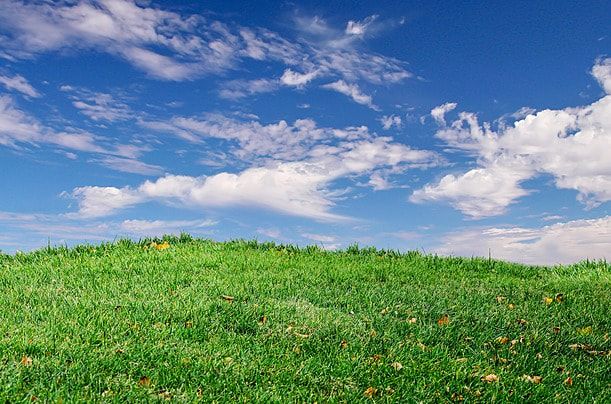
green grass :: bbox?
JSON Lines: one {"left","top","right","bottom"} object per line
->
{"left": 0, "top": 235, "right": 609, "bottom": 402}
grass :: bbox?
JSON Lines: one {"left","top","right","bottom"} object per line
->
{"left": 0, "top": 235, "right": 609, "bottom": 402}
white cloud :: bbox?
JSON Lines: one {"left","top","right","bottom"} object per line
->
{"left": 0, "top": 0, "right": 300, "bottom": 81}
{"left": 368, "top": 172, "right": 392, "bottom": 190}
{"left": 0, "top": 95, "right": 103, "bottom": 153}
{"left": 322, "top": 80, "right": 378, "bottom": 110}
{"left": 0, "top": 210, "right": 217, "bottom": 249}
{"left": 411, "top": 163, "right": 533, "bottom": 218}
{"left": 301, "top": 232, "right": 336, "bottom": 243}
{"left": 257, "top": 228, "right": 282, "bottom": 238}
{"left": 280, "top": 69, "right": 319, "bottom": 88}
{"left": 387, "top": 231, "right": 420, "bottom": 241}
{"left": 412, "top": 59, "right": 611, "bottom": 218}
{"left": 435, "top": 216, "right": 611, "bottom": 265}
{"left": 219, "top": 78, "right": 279, "bottom": 99}
{"left": 592, "top": 57, "right": 611, "bottom": 94}
{"left": 0, "top": 95, "right": 155, "bottom": 173}
{"left": 68, "top": 91, "right": 131, "bottom": 122}
{"left": 0, "top": 1, "right": 411, "bottom": 91}
{"left": 120, "top": 218, "right": 216, "bottom": 235}
{"left": 380, "top": 114, "right": 402, "bottom": 130}
{"left": 91, "top": 156, "right": 164, "bottom": 175}
{"left": 0, "top": 73, "right": 40, "bottom": 97}
{"left": 430, "top": 102, "right": 457, "bottom": 126}
{"left": 300, "top": 232, "right": 340, "bottom": 250}
{"left": 69, "top": 118, "right": 439, "bottom": 220}
{"left": 345, "top": 15, "right": 379, "bottom": 36}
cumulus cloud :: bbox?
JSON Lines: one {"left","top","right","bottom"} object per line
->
{"left": 430, "top": 102, "right": 457, "bottom": 126}
{"left": 591, "top": 57, "right": 611, "bottom": 94}
{"left": 322, "top": 80, "right": 378, "bottom": 110}
{"left": 411, "top": 59, "right": 611, "bottom": 218}
{"left": 435, "top": 216, "right": 611, "bottom": 265}
{"left": 0, "top": 73, "right": 40, "bottom": 97}
{"left": 69, "top": 117, "right": 439, "bottom": 220}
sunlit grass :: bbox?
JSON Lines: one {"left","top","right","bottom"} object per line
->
{"left": 0, "top": 235, "right": 609, "bottom": 401}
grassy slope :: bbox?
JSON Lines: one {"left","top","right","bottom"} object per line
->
{"left": 0, "top": 236, "right": 609, "bottom": 402}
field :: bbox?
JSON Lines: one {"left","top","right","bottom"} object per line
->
{"left": 0, "top": 236, "right": 609, "bottom": 402}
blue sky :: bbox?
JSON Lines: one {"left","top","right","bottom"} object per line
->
{"left": 0, "top": 0, "right": 609, "bottom": 264}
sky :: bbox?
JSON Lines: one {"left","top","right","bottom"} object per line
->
{"left": 0, "top": 0, "right": 610, "bottom": 265}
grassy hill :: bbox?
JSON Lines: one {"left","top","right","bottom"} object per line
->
{"left": 0, "top": 236, "right": 609, "bottom": 402}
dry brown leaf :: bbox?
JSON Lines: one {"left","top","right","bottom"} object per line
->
{"left": 569, "top": 343, "right": 593, "bottom": 351}
{"left": 363, "top": 387, "right": 378, "bottom": 398}
{"left": 495, "top": 336, "right": 509, "bottom": 344}
{"left": 380, "top": 307, "right": 390, "bottom": 315}
{"left": 481, "top": 374, "right": 499, "bottom": 383}
{"left": 20, "top": 356, "right": 32, "bottom": 366}
{"left": 507, "top": 303, "right": 515, "bottom": 309}
{"left": 138, "top": 376, "right": 151, "bottom": 387}
{"left": 221, "top": 295, "right": 235, "bottom": 303}
{"left": 451, "top": 392, "right": 464, "bottom": 401}
{"left": 496, "top": 296, "right": 506, "bottom": 303}
{"left": 340, "top": 339, "right": 348, "bottom": 349}
{"left": 564, "top": 376, "right": 573, "bottom": 386}
{"left": 258, "top": 316, "right": 267, "bottom": 325}
{"left": 437, "top": 314, "right": 450, "bottom": 326}
{"left": 522, "top": 374, "right": 542, "bottom": 384}
{"left": 407, "top": 317, "right": 417, "bottom": 324}
{"left": 158, "top": 390, "right": 172, "bottom": 400}
{"left": 553, "top": 326, "right": 560, "bottom": 334}
{"left": 185, "top": 321, "right": 193, "bottom": 329}
{"left": 151, "top": 241, "right": 170, "bottom": 251}
{"left": 390, "top": 361, "right": 403, "bottom": 371}
{"left": 555, "top": 293, "right": 565, "bottom": 303}
{"left": 516, "top": 318, "right": 528, "bottom": 326}
{"left": 371, "top": 354, "right": 382, "bottom": 362}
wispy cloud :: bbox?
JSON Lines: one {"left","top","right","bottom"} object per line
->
{"left": 322, "top": 80, "right": 378, "bottom": 110}
{"left": 61, "top": 87, "right": 132, "bottom": 122}
{"left": 219, "top": 78, "right": 279, "bottom": 99}
{"left": 0, "top": 73, "right": 40, "bottom": 97}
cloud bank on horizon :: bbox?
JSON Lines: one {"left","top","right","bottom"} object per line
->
{"left": 0, "top": 0, "right": 609, "bottom": 265}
